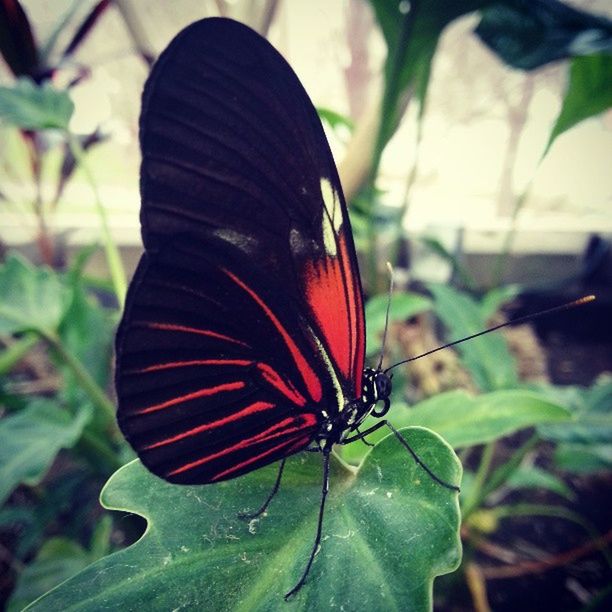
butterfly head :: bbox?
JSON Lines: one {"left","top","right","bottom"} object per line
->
{"left": 362, "top": 367, "right": 393, "bottom": 419}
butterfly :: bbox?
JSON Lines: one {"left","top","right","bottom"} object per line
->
{"left": 115, "top": 16, "right": 457, "bottom": 599}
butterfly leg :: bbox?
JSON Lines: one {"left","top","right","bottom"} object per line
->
{"left": 341, "top": 421, "right": 459, "bottom": 492}
{"left": 384, "top": 421, "right": 460, "bottom": 491}
{"left": 238, "top": 458, "right": 286, "bottom": 520}
{"left": 284, "top": 449, "right": 330, "bottom": 600}
{"left": 355, "top": 426, "right": 375, "bottom": 447}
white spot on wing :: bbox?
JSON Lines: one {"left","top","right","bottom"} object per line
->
{"left": 320, "top": 178, "right": 343, "bottom": 257}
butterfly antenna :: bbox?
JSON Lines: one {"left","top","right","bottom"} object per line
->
{"left": 384, "top": 294, "right": 596, "bottom": 374}
{"left": 377, "top": 262, "right": 395, "bottom": 370}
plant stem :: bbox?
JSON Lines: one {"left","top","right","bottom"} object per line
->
{"left": 0, "top": 332, "right": 39, "bottom": 375}
{"left": 43, "top": 330, "right": 116, "bottom": 426}
{"left": 364, "top": 7, "right": 418, "bottom": 293}
{"left": 481, "top": 433, "right": 539, "bottom": 499}
{"left": 67, "top": 133, "right": 127, "bottom": 308}
{"left": 490, "top": 503, "right": 611, "bottom": 564}
{"left": 490, "top": 175, "right": 534, "bottom": 287}
{"left": 462, "top": 441, "right": 496, "bottom": 518}
{"left": 79, "top": 428, "right": 123, "bottom": 473}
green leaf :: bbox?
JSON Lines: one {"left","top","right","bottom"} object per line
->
{"left": 28, "top": 428, "right": 461, "bottom": 610}
{"left": 554, "top": 443, "right": 612, "bottom": 473}
{"left": 365, "top": 291, "right": 432, "bottom": 357}
{"left": 506, "top": 465, "right": 575, "bottom": 500}
{"left": 405, "top": 390, "right": 570, "bottom": 448}
{"left": 418, "top": 235, "right": 476, "bottom": 289}
{"left": 367, "top": 0, "right": 490, "bottom": 170}
{"left": 316, "top": 106, "right": 354, "bottom": 133}
{"left": 0, "top": 399, "right": 91, "bottom": 505}
{"left": 57, "top": 283, "right": 115, "bottom": 401}
{"left": 545, "top": 53, "right": 612, "bottom": 156}
{"left": 0, "top": 77, "right": 73, "bottom": 130}
{"left": 0, "top": 253, "right": 72, "bottom": 336}
{"left": 7, "top": 538, "right": 91, "bottom": 612}
{"left": 343, "top": 390, "right": 570, "bottom": 463}
{"left": 537, "top": 377, "right": 612, "bottom": 445}
{"left": 475, "top": 0, "right": 612, "bottom": 71}
{"left": 428, "top": 284, "right": 518, "bottom": 391}
{"left": 479, "top": 284, "right": 521, "bottom": 321}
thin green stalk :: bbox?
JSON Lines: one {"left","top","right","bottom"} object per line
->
{"left": 0, "top": 332, "right": 39, "bottom": 375}
{"left": 481, "top": 434, "right": 539, "bottom": 499}
{"left": 66, "top": 133, "right": 127, "bottom": 308}
{"left": 364, "top": 6, "right": 419, "bottom": 293}
{"left": 387, "top": 124, "right": 422, "bottom": 269}
{"left": 489, "top": 156, "right": 543, "bottom": 287}
{"left": 462, "top": 441, "right": 496, "bottom": 518}
{"left": 43, "top": 330, "right": 116, "bottom": 426}
{"left": 79, "top": 429, "right": 123, "bottom": 473}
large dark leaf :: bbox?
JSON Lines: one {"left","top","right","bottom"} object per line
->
{"left": 0, "top": 0, "right": 39, "bottom": 78}
{"left": 476, "top": 0, "right": 612, "bottom": 70}
{"left": 27, "top": 428, "right": 461, "bottom": 610}
{"left": 369, "top": 0, "right": 491, "bottom": 156}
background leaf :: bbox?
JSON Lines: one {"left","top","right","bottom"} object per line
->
{"left": 342, "top": 390, "right": 570, "bottom": 464}
{"left": 0, "top": 399, "right": 91, "bottom": 505}
{"left": 0, "top": 77, "right": 73, "bottom": 130}
{"left": 506, "top": 465, "right": 575, "bottom": 500}
{"left": 365, "top": 291, "right": 432, "bottom": 357}
{"left": 7, "top": 538, "right": 92, "bottom": 612}
{"left": 428, "top": 284, "right": 518, "bottom": 391}
{"left": 0, "top": 253, "right": 71, "bottom": 336}
{"left": 369, "top": 0, "right": 490, "bottom": 152}
{"left": 553, "top": 444, "right": 612, "bottom": 473}
{"left": 28, "top": 428, "right": 461, "bottom": 611}
{"left": 544, "top": 52, "right": 612, "bottom": 155}
{"left": 475, "top": 0, "right": 612, "bottom": 70}
{"left": 537, "top": 377, "right": 612, "bottom": 444}
{"left": 56, "top": 282, "right": 115, "bottom": 417}
{"left": 0, "top": 0, "right": 40, "bottom": 78}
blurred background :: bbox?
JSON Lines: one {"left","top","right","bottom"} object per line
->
{"left": 0, "top": 1, "right": 610, "bottom": 610}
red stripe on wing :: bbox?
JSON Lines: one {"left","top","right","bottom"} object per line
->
{"left": 222, "top": 268, "right": 323, "bottom": 402}
{"left": 167, "top": 413, "right": 318, "bottom": 477}
{"left": 144, "top": 322, "right": 250, "bottom": 347}
{"left": 211, "top": 434, "right": 311, "bottom": 481}
{"left": 143, "top": 400, "right": 275, "bottom": 449}
{"left": 134, "top": 381, "right": 245, "bottom": 415}
{"left": 129, "top": 358, "right": 252, "bottom": 374}
{"left": 257, "top": 362, "right": 306, "bottom": 406}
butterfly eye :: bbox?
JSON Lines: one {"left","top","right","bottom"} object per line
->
{"left": 374, "top": 372, "right": 392, "bottom": 399}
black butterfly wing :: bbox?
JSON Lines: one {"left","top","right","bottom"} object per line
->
{"left": 115, "top": 17, "right": 365, "bottom": 485}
